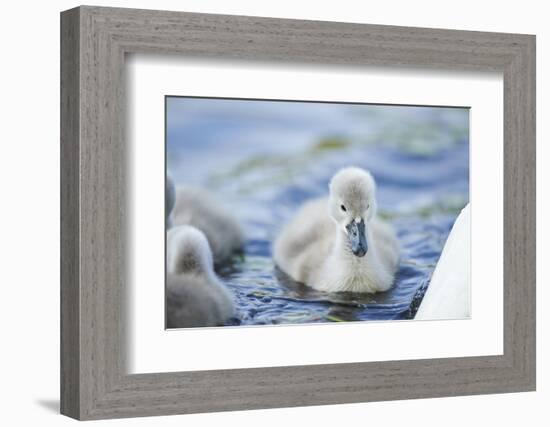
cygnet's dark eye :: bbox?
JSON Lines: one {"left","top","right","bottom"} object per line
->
{"left": 340, "top": 205, "right": 347, "bottom": 212}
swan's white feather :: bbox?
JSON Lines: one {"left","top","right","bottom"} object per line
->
{"left": 415, "top": 203, "right": 471, "bottom": 320}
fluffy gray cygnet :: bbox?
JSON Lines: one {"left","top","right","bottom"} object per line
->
{"left": 166, "top": 225, "right": 235, "bottom": 328}
{"left": 274, "top": 167, "right": 399, "bottom": 293}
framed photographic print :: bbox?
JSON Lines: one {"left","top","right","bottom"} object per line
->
{"left": 61, "top": 5, "right": 536, "bottom": 420}
{"left": 163, "top": 96, "right": 469, "bottom": 329}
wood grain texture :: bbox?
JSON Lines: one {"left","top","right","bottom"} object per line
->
{"left": 60, "top": 5, "right": 536, "bottom": 420}
{"left": 60, "top": 7, "right": 80, "bottom": 419}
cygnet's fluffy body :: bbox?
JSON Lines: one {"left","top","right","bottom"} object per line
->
{"left": 166, "top": 225, "right": 235, "bottom": 328}
{"left": 171, "top": 185, "right": 244, "bottom": 266}
{"left": 166, "top": 173, "right": 176, "bottom": 229}
{"left": 274, "top": 167, "right": 399, "bottom": 293}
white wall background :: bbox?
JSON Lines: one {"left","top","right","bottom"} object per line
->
{"left": 0, "top": 0, "right": 546, "bottom": 425}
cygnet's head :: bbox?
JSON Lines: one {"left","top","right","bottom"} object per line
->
{"left": 328, "top": 167, "right": 377, "bottom": 257}
{"left": 167, "top": 225, "right": 214, "bottom": 276}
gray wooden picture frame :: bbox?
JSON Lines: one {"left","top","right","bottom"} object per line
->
{"left": 60, "top": 5, "right": 536, "bottom": 420}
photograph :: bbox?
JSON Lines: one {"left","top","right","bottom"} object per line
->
{"left": 165, "top": 96, "right": 470, "bottom": 329}
{"left": 53, "top": 3, "right": 537, "bottom": 421}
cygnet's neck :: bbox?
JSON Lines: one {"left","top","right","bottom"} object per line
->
{"left": 325, "top": 227, "right": 388, "bottom": 295}
{"left": 333, "top": 227, "right": 377, "bottom": 271}
{"left": 168, "top": 243, "right": 215, "bottom": 279}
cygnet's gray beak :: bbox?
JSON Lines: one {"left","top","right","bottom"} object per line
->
{"left": 346, "top": 218, "right": 368, "bottom": 257}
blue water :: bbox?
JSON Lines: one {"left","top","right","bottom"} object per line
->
{"left": 167, "top": 97, "right": 469, "bottom": 325}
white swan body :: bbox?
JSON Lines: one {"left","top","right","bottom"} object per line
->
{"left": 415, "top": 203, "right": 471, "bottom": 320}
{"left": 274, "top": 167, "right": 399, "bottom": 293}
{"left": 171, "top": 185, "right": 245, "bottom": 266}
{"left": 166, "top": 225, "right": 235, "bottom": 328}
